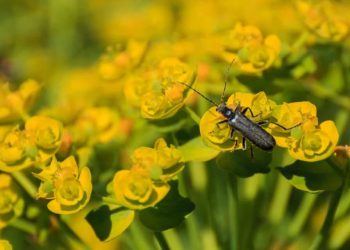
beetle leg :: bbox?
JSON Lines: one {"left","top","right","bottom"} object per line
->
{"left": 258, "top": 120, "right": 269, "bottom": 126}
{"left": 249, "top": 144, "right": 254, "bottom": 160}
{"left": 242, "top": 137, "right": 246, "bottom": 151}
{"left": 269, "top": 121, "right": 301, "bottom": 130}
{"left": 230, "top": 127, "right": 235, "bottom": 139}
{"left": 258, "top": 120, "right": 301, "bottom": 130}
{"left": 241, "top": 107, "right": 262, "bottom": 118}
{"left": 216, "top": 119, "right": 229, "bottom": 128}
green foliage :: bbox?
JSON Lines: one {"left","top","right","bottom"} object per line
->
{"left": 178, "top": 136, "right": 220, "bottom": 162}
{"left": 1, "top": 0, "right": 350, "bottom": 249}
{"left": 279, "top": 160, "right": 343, "bottom": 192}
{"left": 216, "top": 149, "right": 271, "bottom": 177}
{"left": 86, "top": 205, "right": 134, "bottom": 241}
{"left": 139, "top": 181, "right": 195, "bottom": 231}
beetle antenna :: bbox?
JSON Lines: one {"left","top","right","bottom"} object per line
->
{"left": 176, "top": 81, "right": 219, "bottom": 107}
{"left": 221, "top": 57, "right": 237, "bottom": 103}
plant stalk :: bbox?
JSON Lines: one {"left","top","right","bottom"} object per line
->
{"left": 309, "top": 183, "right": 344, "bottom": 250}
{"left": 155, "top": 231, "right": 170, "bottom": 250}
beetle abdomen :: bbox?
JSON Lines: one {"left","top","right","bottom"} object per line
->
{"left": 228, "top": 112, "right": 276, "bottom": 151}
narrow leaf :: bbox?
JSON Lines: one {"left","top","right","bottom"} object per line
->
{"left": 179, "top": 137, "right": 220, "bottom": 162}
{"left": 139, "top": 181, "right": 195, "bottom": 231}
{"left": 86, "top": 205, "right": 134, "bottom": 241}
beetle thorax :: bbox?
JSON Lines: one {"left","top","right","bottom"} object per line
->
{"left": 216, "top": 103, "right": 234, "bottom": 118}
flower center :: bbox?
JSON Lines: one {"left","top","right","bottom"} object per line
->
{"left": 58, "top": 179, "right": 81, "bottom": 201}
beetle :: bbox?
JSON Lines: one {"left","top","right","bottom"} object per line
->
{"left": 177, "top": 62, "right": 300, "bottom": 155}
{"left": 215, "top": 102, "right": 275, "bottom": 151}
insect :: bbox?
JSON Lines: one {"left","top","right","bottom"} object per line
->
{"left": 177, "top": 61, "right": 300, "bottom": 156}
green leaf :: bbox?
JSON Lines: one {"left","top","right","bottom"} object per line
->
{"left": 178, "top": 136, "right": 220, "bottom": 162}
{"left": 86, "top": 205, "right": 134, "bottom": 241}
{"left": 216, "top": 149, "right": 271, "bottom": 178}
{"left": 291, "top": 55, "right": 317, "bottom": 79}
{"left": 269, "top": 147, "right": 296, "bottom": 168}
{"left": 322, "top": 62, "right": 343, "bottom": 92}
{"left": 279, "top": 160, "right": 343, "bottom": 192}
{"left": 139, "top": 181, "right": 195, "bottom": 231}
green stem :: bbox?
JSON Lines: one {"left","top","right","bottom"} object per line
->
{"left": 288, "top": 193, "right": 317, "bottom": 238}
{"left": 59, "top": 216, "right": 87, "bottom": 249}
{"left": 240, "top": 175, "right": 263, "bottom": 250}
{"left": 11, "top": 171, "right": 37, "bottom": 199}
{"left": 184, "top": 106, "right": 201, "bottom": 124}
{"left": 154, "top": 231, "right": 170, "bottom": 250}
{"left": 129, "top": 222, "right": 153, "bottom": 250}
{"left": 101, "top": 196, "right": 119, "bottom": 205}
{"left": 10, "top": 218, "right": 36, "bottom": 234}
{"left": 20, "top": 112, "right": 30, "bottom": 122}
{"left": 268, "top": 175, "right": 292, "bottom": 224}
{"left": 170, "top": 132, "right": 179, "bottom": 147}
{"left": 228, "top": 175, "right": 239, "bottom": 250}
{"left": 290, "top": 31, "right": 309, "bottom": 52}
{"left": 309, "top": 184, "right": 344, "bottom": 250}
{"left": 186, "top": 215, "right": 202, "bottom": 250}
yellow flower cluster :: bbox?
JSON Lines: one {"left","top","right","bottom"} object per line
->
{"left": 296, "top": 0, "right": 348, "bottom": 42}
{"left": 2, "top": 0, "right": 348, "bottom": 246}
{"left": 270, "top": 102, "right": 338, "bottom": 162}
{"left": 34, "top": 156, "right": 92, "bottom": 214}
{"left": 0, "top": 174, "right": 24, "bottom": 229}
{"left": 0, "top": 80, "right": 40, "bottom": 123}
{"left": 70, "top": 107, "right": 127, "bottom": 146}
{"left": 113, "top": 138, "right": 184, "bottom": 210}
{"left": 98, "top": 40, "right": 148, "bottom": 81}
{"left": 123, "top": 57, "right": 196, "bottom": 119}
{"left": 219, "top": 23, "right": 281, "bottom": 75}
{"left": 0, "top": 116, "right": 63, "bottom": 172}
{"left": 0, "top": 240, "right": 12, "bottom": 250}
{"left": 200, "top": 92, "right": 338, "bottom": 162}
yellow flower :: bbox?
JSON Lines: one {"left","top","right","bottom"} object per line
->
{"left": 0, "top": 80, "right": 40, "bottom": 123}
{"left": 123, "top": 76, "right": 153, "bottom": 107}
{"left": 25, "top": 116, "right": 62, "bottom": 152}
{"left": 200, "top": 92, "right": 273, "bottom": 152}
{"left": 0, "top": 240, "right": 12, "bottom": 250}
{"left": 34, "top": 156, "right": 92, "bottom": 214}
{"left": 158, "top": 58, "right": 194, "bottom": 86}
{"left": 0, "top": 174, "right": 24, "bottom": 229}
{"left": 140, "top": 91, "right": 168, "bottom": 119}
{"left": 221, "top": 23, "right": 281, "bottom": 75}
{"left": 73, "top": 107, "right": 124, "bottom": 145}
{"left": 0, "top": 116, "right": 62, "bottom": 172}
{"left": 237, "top": 35, "right": 281, "bottom": 74}
{"left": 132, "top": 147, "right": 157, "bottom": 168}
{"left": 34, "top": 157, "right": 60, "bottom": 199}
{"left": 18, "top": 79, "right": 41, "bottom": 109}
{"left": 154, "top": 138, "right": 184, "bottom": 180}
{"left": 164, "top": 83, "right": 186, "bottom": 104}
{"left": 131, "top": 138, "right": 184, "bottom": 181}
{"left": 270, "top": 102, "right": 316, "bottom": 147}
{"left": 113, "top": 169, "right": 169, "bottom": 210}
{"left": 223, "top": 23, "right": 263, "bottom": 51}
{"left": 288, "top": 120, "right": 338, "bottom": 162}
{"left": 155, "top": 138, "right": 182, "bottom": 168}
{"left": 0, "top": 129, "right": 33, "bottom": 172}
{"left": 95, "top": 4, "right": 172, "bottom": 42}
{"left": 296, "top": 0, "right": 348, "bottom": 42}
{"left": 0, "top": 125, "right": 12, "bottom": 142}
{"left": 98, "top": 40, "right": 148, "bottom": 80}
{"left": 227, "top": 92, "right": 272, "bottom": 119}
{"left": 200, "top": 106, "right": 236, "bottom": 151}
{"left": 0, "top": 130, "right": 26, "bottom": 165}
{"left": 140, "top": 58, "right": 196, "bottom": 120}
